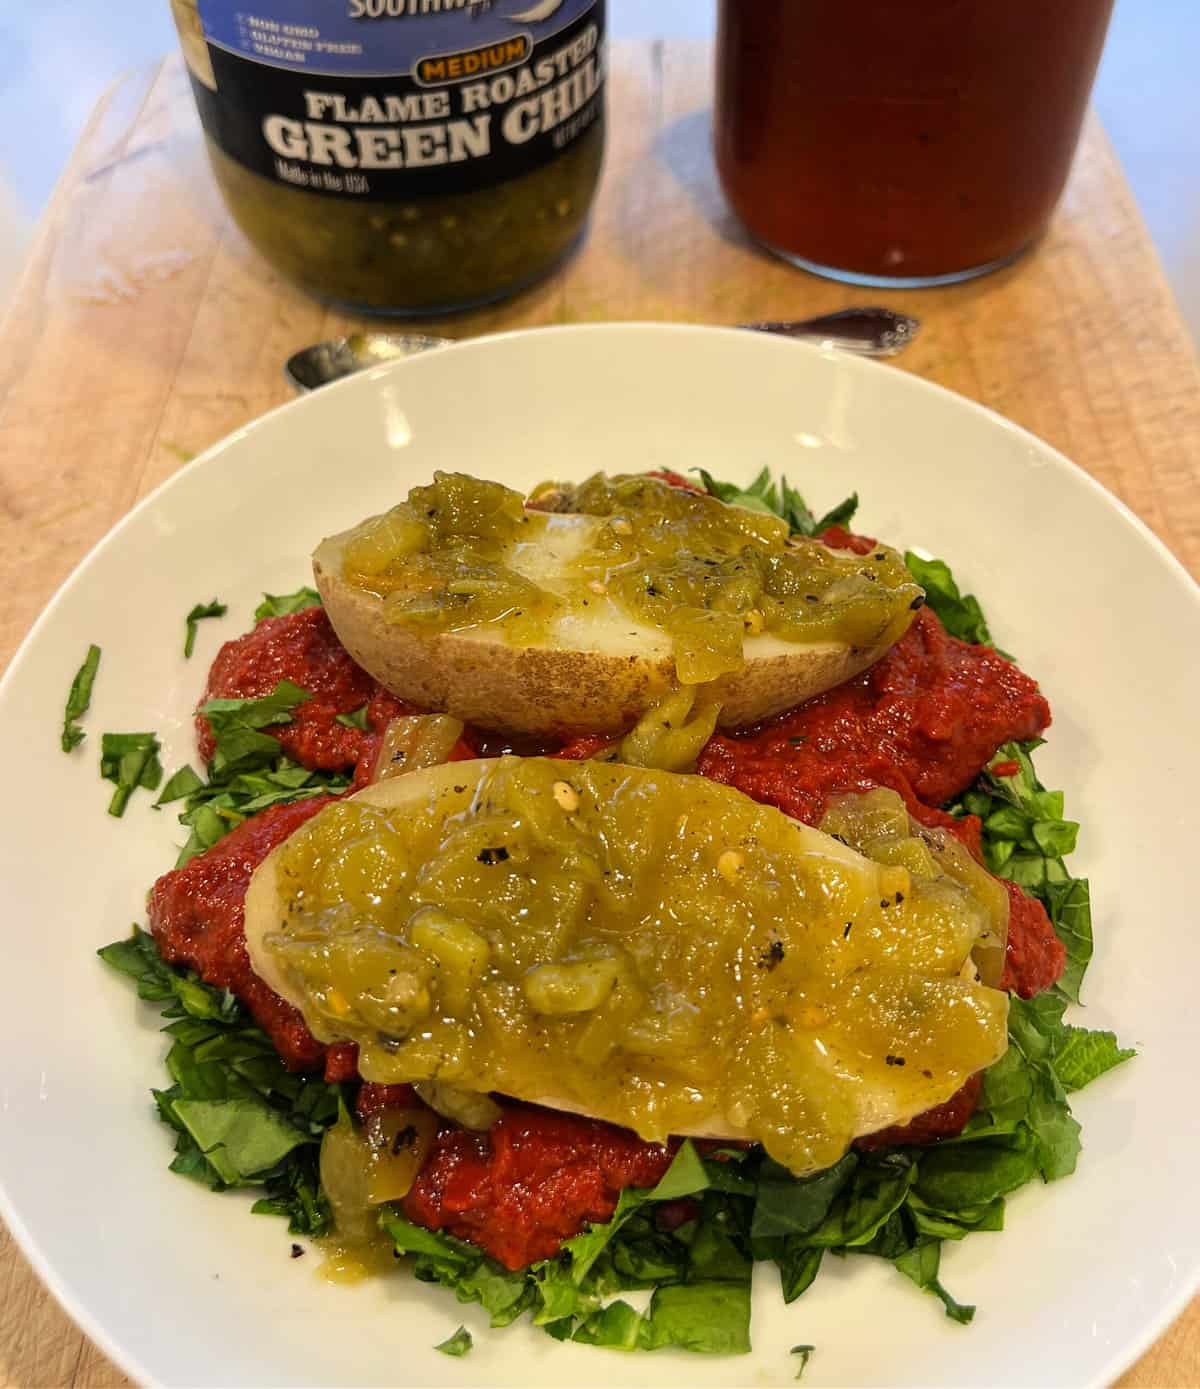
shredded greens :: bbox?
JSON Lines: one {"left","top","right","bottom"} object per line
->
{"left": 100, "top": 732, "right": 163, "bottom": 817}
{"left": 434, "top": 1327, "right": 474, "bottom": 1357}
{"left": 695, "top": 466, "right": 858, "bottom": 537}
{"left": 157, "top": 680, "right": 350, "bottom": 867}
{"left": 98, "top": 926, "right": 338, "bottom": 1233}
{"left": 184, "top": 600, "right": 228, "bottom": 658}
{"left": 61, "top": 644, "right": 101, "bottom": 752}
{"left": 95, "top": 473, "right": 1133, "bottom": 1363}
{"left": 902, "top": 553, "right": 994, "bottom": 647}
{"left": 791, "top": 1344, "right": 815, "bottom": 1380}
{"left": 255, "top": 587, "right": 322, "bottom": 622}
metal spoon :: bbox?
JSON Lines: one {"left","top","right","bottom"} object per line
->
{"left": 284, "top": 307, "right": 920, "bottom": 392}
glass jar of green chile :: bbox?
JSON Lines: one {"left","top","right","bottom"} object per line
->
{"left": 169, "top": 0, "right": 606, "bottom": 315}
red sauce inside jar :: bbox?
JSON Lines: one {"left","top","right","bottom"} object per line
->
{"left": 714, "top": 0, "right": 1115, "bottom": 283}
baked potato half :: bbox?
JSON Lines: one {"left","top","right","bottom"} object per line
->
{"left": 313, "top": 468, "right": 924, "bottom": 736}
{"left": 315, "top": 524, "right": 902, "bottom": 735}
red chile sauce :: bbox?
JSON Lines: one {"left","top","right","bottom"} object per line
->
{"left": 714, "top": 1, "right": 1115, "bottom": 283}
{"left": 401, "top": 1102, "right": 674, "bottom": 1270}
{"left": 149, "top": 796, "right": 335, "bottom": 1072}
{"left": 149, "top": 534, "right": 1067, "bottom": 1267}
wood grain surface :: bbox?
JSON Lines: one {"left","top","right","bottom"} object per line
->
{"left": 1, "top": 40, "right": 1198, "bottom": 1389}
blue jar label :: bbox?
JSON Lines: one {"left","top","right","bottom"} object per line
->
{"left": 174, "top": 0, "right": 605, "bottom": 199}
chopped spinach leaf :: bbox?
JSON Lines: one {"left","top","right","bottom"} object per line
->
{"left": 751, "top": 1153, "right": 856, "bottom": 1239}
{"left": 638, "top": 1281, "right": 752, "bottom": 1354}
{"left": 434, "top": 1327, "right": 473, "bottom": 1357}
{"left": 647, "top": 1139, "right": 710, "bottom": 1200}
{"left": 100, "top": 731, "right": 163, "bottom": 816}
{"left": 894, "top": 1239, "right": 975, "bottom": 1324}
{"left": 200, "top": 681, "right": 311, "bottom": 776}
{"left": 571, "top": 1298, "right": 645, "bottom": 1348}
{"left": 184, "top": 599, "right": 227, "bottom": 658}
{"left": 953, "top": 742, "right": 1092, "bottom": 1001}
{"left": 903, "top": 552, "right": 994, "bottom": 646}
{"left": 777, "top": 1245, "right": 823, "bottom": 1304}
{"left": 335, "top": 705, "right": 370, "bottom": 731}
{"left": 802, "top": 1151, "right": 916, "bottom": 1248}
{"left": 693, "top": 467, "right": 858, "bottom": 537}
{"left": 255, "top": 587, "right": 322, "bottom": 622}
{"left": 791, "top": 1344, "right": 815, "bottom": 1380}
{"left": 155, "top": 764, "right": 205, "bottom": 806}
{"left": 251, "top": 1156, "right": 331, "bottom": 1235}
{"left": 61, "top": 644, "right": 101, "bottom": 752}
{"left": 168, "top": 760, "right": 347, "bottom": 868}
{"left": 98, "top": 926, "right": 239, "bottom": 1022}
{"left": 1052, "top": 1026, "right": 1136, "bottom": 1093}
{"left": 977, "top": 993, "right": 1132, "bottom": 1181}
{"left": 171, "top": 1098, "right": 312, "bottom": 1184}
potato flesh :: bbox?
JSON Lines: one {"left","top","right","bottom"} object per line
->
{"left": 247, "top": 759, "right": 1008, "bottom": 1175}
{"left": 333, "top": 471, "right": 922, "bottom": 682}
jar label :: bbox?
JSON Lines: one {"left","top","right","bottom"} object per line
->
{"left": 178, "top": 0, "right": 605, "bottom": 199}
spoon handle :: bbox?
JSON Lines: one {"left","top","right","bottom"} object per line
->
{"left": 285, "top": 307, "right": 921, "bottom": 391}
{"left": 741, "top": 307, "right": 920, "bottom": 358}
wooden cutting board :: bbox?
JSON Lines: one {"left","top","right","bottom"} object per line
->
{"left": 0, "top": 39, "right": 1197, "bottom": 1389}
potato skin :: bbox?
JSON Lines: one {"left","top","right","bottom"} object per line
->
{"left": 314, "top": 540, "right": 897, "bottom": 736}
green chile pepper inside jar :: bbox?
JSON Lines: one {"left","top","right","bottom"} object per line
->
{"left": 170, "top": 0, "right": 606, "bottom": 314}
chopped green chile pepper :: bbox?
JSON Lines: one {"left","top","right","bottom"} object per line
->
{"left": 205, "top": 129, "right": 603, "bottom": 314}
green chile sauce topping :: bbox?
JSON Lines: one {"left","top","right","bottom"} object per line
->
{"left": 338, "top": 472, "right": 925, "bottom": 683}
{"left": 260, "top": 758, "right": 1008, "bottom": 1175}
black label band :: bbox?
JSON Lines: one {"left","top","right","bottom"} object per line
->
{"left": 190, "top": 3, "right": 604, "bottom": 201}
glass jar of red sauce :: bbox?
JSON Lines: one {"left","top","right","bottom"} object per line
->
{"left": 714, "top": 1, "right": 1115, "bottom": 286}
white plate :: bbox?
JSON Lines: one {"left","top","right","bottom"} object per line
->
{"left": 1, "top": 324, "right": 1198, "bottom": 1389}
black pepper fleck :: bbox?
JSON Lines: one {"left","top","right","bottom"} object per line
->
{"left": 290, "top": 1244, "right": 304, "bottom": 1259}
{"left": 477, "top": 846, "right": 510, "bottom": 865}
{"left": 757, "top": 940, "right": 786, "bottom": 970}
{"left": 885, "top": 1054, "right": 906, "bottom": 1067}
{"left": 390, "top": 1125, "right": 418, "bottom": 1155}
